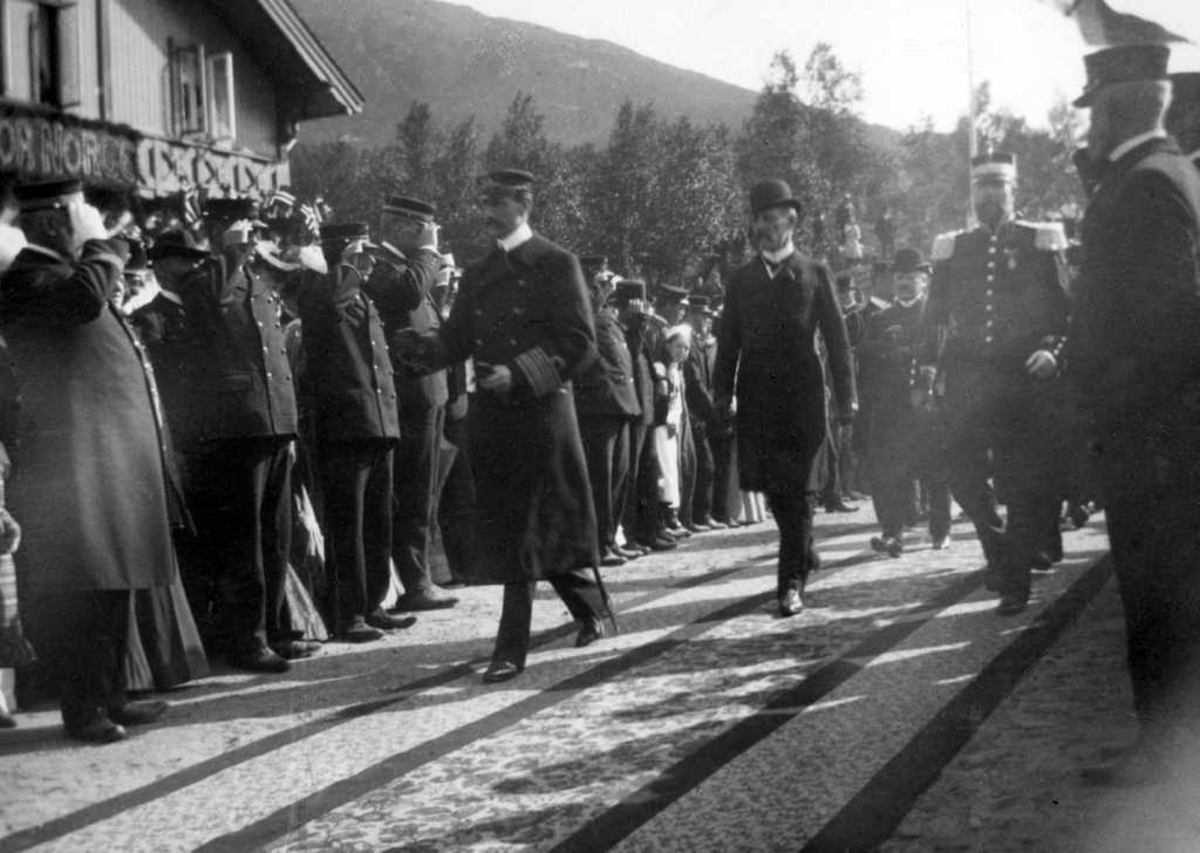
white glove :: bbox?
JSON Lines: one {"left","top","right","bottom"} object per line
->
{"left": 68, "top": 201, "right": 108, "bottom": 244}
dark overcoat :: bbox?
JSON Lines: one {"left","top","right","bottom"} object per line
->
{"left": 574, "top": 312, "right": 640, "bottom": 420}
{"left": 296, "top": 264, "right": 401, "bottom": 443}
{"left": 714, "top": 253, "right": 856, "bottom": 495}
{"left": 1071, "top": 136, "right": 1200, "bottom": 451}
{"left": 409, "top": 233, "right": 599, "bottom": 584}
{"left": 0, "top": 241, "right": 176, "bottom": 593}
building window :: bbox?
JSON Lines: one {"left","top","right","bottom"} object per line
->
{"left": 24, "top": 0, "right": 80, "bottom": 108}
{"left": 169, "top": 43, "right": 237, "bottom": 145}
{"left": 207, "top": 51, "right": 236, "bottom": 143}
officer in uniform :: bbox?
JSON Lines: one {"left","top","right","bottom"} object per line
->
{"left": 297, "top": 222, "right": 414, "bottom": 641}
{"left": 861, "top": 248, "right": 950, "bottom": 557}
{"left": 394, "top": 169, "right": 614, "bottom": 683}
{"left": 180, "top": 197, "right": 301, "bottom": 671}
{"left": 924, "top": 153, "right": 1070, "bottom": 615}
{"left": 365, "top": 196, "right": 458, "bottom": 613}
{"left": 574, "top": 261, "right": 642, "bottom": 566}
{"left": 682, "top": 295, "right": 723, "bottom": 530}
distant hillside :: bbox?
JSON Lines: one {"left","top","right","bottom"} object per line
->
{"left": 292, "top": 0, "right": 902, "bottom": 151}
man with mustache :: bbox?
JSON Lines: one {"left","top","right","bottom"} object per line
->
{"left": 714, "top": 179, "right": 857, "bottom": 617}
{"left": 923, "top": 153, "right": 1070, "bottom": 616}
{"left": 392, "top": 169, "right": 613, "bottom": 682}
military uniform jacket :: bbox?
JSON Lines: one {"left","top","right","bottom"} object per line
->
{"left": 297, "top": 264, "right": 401, "bottom": 444}
{"left": 926, "top": 220, "right": 1070, "bottom": 372}
{"left": 365, "top": 247, "right": 448, "bottom": 411}
{"left": 415, "top": 232, "right": 600, "bottom": 584}
{"left": 181, "top": 246, "right": 298, "bottom": 441}
{"left": 0, "top": 241, "right": 176, "bottom": 593}
{"left": 714, "top": 252, "right": 857, "bottom": 494}
{"left": 574, "top": 311, "right": 640, "bottom": 420}
{"left": 1072, "top": 136, "right": 1200, "bottom": 446}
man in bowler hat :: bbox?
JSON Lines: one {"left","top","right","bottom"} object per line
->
{"left": 714, "top": 179, "right": 857, "bottom": 617}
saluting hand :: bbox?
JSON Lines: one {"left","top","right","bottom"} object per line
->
{"left": 1025, "top": 349, "right": 1057, "bottom": 379}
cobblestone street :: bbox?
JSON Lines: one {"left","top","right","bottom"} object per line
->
{"left": 3, "top": 506, "right": 1195, "bottom": 852}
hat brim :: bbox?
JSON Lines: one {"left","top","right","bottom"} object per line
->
{"left": 750, "top": 199, "right": 803, "bottom": 216}
{"left": 148, "top": 246, "right": 209, "bottom": 262}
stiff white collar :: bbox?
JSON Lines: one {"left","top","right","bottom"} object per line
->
{"left": 760, "top": 240, "right": 795, "bottom": 266}
{"left": 895, "top": 296, "right": 921, "bottom": 308}
{"left": 158, "top": 289, "right": 184, "bottom": 307}
{"left": 1108, "top": 129, "right": 1167, "bottom": 163}
{"left": 497, "top": 222, "right": 533, "bottom": 253}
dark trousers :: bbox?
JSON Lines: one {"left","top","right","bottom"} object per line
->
{"left": 874, "top": 473, "right": 950, "bottom": 541}
{"left": 631, "top": 421, "right": 662, "bottom": 543}
{"left": 709, "top": 430, "right": 734, "bottom": 522}
{"left": 33, "top": 590, "right": 131, "bottom": 729}
{"left": 185, "top": 437, "right": 292, "bottom": 652}
{"left": 766, "top": 490, "right": 815, "bottom": 597}
{"left": 579, "top": 417, "right": 631, "bottom": 551}
{"left": 493, "top": 570, "right": 609, "bottom": 668}
{"left": 678, "top": 414, "right": 698, "bottom": 526}
{"left": 393, "top": 405, "right": 445, "bottom": 596}
{"left": 690, "top": 424, "right": 716, "bottom": 522}
{"left": 1101, "top": 435, "right": 1200, "bottom": 729}
{"left": 439, "top": 409, "right": 476, "bottom": 581}
{"left": 320, "top": 441, "right": 394, "bottom": 629}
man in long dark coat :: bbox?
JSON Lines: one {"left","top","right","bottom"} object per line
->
{"left": 714, "top": 179, "right": 857, "bottom": 617}
{"left": 2, "top": 181, "right": 173, "bottom": 742}
{"left": 395, "top": 169, "right": 613, "bottom": 683}
{"left": 1070, "top": 45, "right": 1200, "bottom": 783}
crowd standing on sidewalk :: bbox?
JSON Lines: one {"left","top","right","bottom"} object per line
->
{"left": 0, "top": 46, "right": 1197, "bottom": 803}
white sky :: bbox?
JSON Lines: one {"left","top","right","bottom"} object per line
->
{"left": 451, "top": 0, "right": 1200, "bottom": 132}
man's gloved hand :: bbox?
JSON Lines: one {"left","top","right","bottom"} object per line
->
{"left": 69, "top": 201, "right": 109, "bottom": 245}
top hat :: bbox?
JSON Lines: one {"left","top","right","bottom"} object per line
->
{"left": 615, "top": 279, "right": 647, "bottom": 303}
{"left": 970, "top": 151, "right": 1017, "bottom": 184}
{"left": 382, "top": 196, "right": 436, "bottom": 222}
{"left": 14, "top": 179, "right": 83, "bottom": 212}
{"left": 748, "top": 179, "right": 802, "bottom": 216}
{"left": 891, "top": 247, "right": 931, "bottom": 275}
{"left": 148, "top": 229, "right": 209, "bottom": 262}
{"left": 1074, "top": 43, "right": 1170, "bottom": 108}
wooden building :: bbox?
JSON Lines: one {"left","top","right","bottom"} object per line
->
{"left": 0, "top": 0, "right": 361, "bottom": 199}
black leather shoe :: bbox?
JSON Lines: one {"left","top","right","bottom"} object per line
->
{"left": 614, "top": 545, "right": 643, "bottom": 560}
{"left": 823, "top": 500, "right": 859, "bottom": 513}
{"left": 686, "top": 521, "right": 712, "bottom": 533}
{"left": 228, "top": 645, "right": 291, "bottom": 673}
{"left": 996, "top": 593, "right": 1028, "bottom": 616}
{"left": 778, "top": 588, "right": 805, "bottom": 617}
{"left": 870, "top": 535, "right": 889, "bottom": 553}
{"left": 886, "top": 536, "right": 904, "bottom": 558}
{"left": 0, "top": 711, "right": 15, "bottom": 728}
{"left": 482, "top": 660, "right": 523, "bottom": 683}
{"left": 271, "top": 638, "right": 322, "bottom": 659}
{"left": 575, "top": 618, "right": 610, "bottom": 648}
{"left": 339, "top": 618, "right": 385, "bottom": 643}
{"left": 1031, "top": 552, "right": 1054, "bottom": 572}
{"left": 366, "top": 609, "right": 417, "bottom": 631}
{"left": 932, "top": 535, "right": 951, "bottom": 550}
{"left": 392, "top": 589, "right": 459, "bottom": 612}
{"left": 646, "top": 535, "right": 678, "bottom": 552}
{"left": 109, "top": 700, "right": 168, "bottom": 727}
{"left": 600, "top": 548, "right": 627, "bottom": 567}
{"left": 700, "top": 516, "right": 727, "bottom": 529}
{"left": 67, "top": 716, "right": 127, "bottom": 744}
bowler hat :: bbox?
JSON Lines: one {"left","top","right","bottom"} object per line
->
{"left": 892, "top": 247, "right": 931, "bottom": 275}
{"left": 148, "top": 229, "right": 209, "bottom": 262}
{"left": 383, "top": 196, "right": 436, "bottom": 222}
{"left": 1074, "top": 43, "right": 1170, "bottom": 108}
{"left": 748, "top": 179, "right": 802, "bottom": 216}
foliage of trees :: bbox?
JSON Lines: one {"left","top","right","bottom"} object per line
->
{"left": 291, "top": 45, "right": 1087, "bottom": 283}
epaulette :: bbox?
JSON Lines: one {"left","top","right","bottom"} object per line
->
{"left": 930, "top": 230, "right": 962, "bottom": 262}
{"left": 1017, "top": 220, "right": 1068, "bottom": 252}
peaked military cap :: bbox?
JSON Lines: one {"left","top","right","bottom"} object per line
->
{"left": 485, "top": 169, "right": 535, "bottom": 189}
{"left": 148, "top": 229, "right": 209, "bottom": 262}
{"left": 1074, "top": 43, "right": 1170, "bottom": 108}
{"left": 971, "top": 151, "right": 1017, "bottom": 184}
{"left": 382, "top": 196, "right": 436, "bottom": 221}
{"left": 656, "top": 282, "right": 690, "bottom": 303}
{"left": 320, "top": 221, "right": 373, "bottom": 248}
{"left": 14, "top": 178, "right": 83, "bottom": 211}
